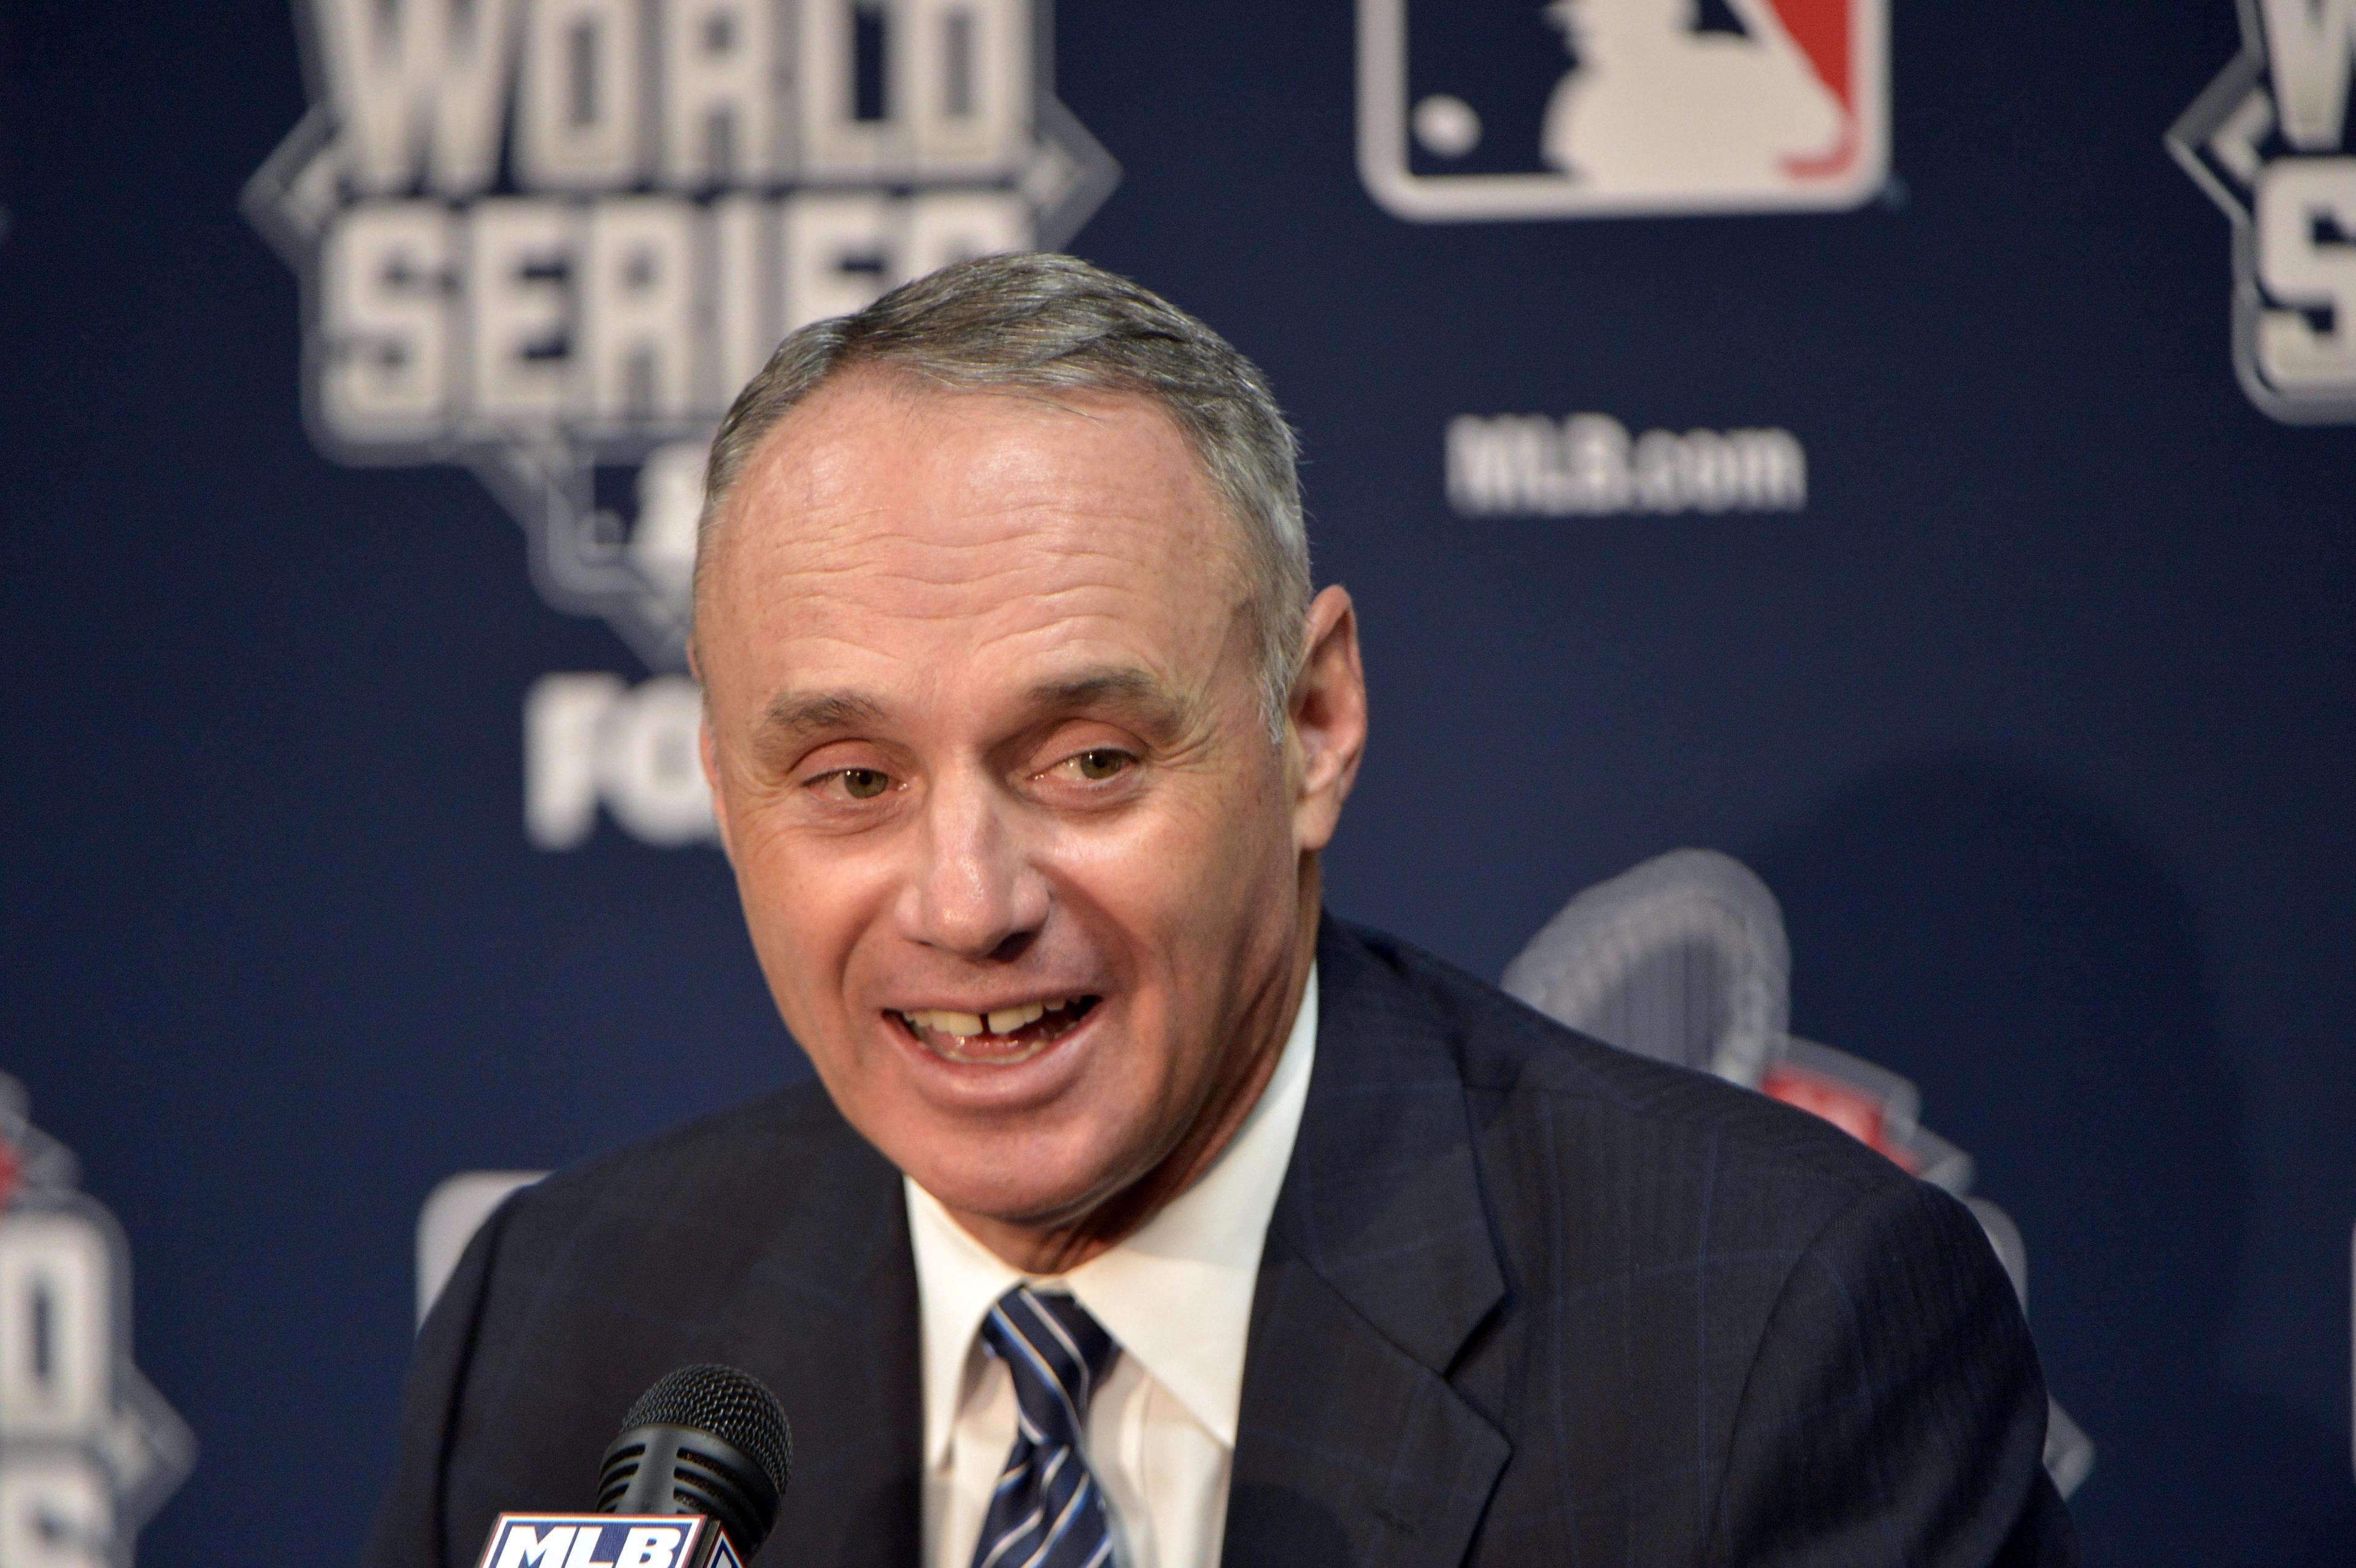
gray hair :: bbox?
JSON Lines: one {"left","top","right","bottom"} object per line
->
{"left": 695, "top": 252, "right": 1312, "bottom": 736}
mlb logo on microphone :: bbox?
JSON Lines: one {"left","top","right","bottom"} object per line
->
{"left": 1358, "top": 0, "right": 1888, "bottom": 218}
{"left": 477, "top": 1515, "right": 741, "bottom": 1568}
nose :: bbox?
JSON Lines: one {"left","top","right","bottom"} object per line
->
{"left": 894, "top": 765, "right": 1049, "bottom": 961}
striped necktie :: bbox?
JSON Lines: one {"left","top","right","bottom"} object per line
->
{"left": 969, "top": 1284, "right": 1121, "bottom": 1568}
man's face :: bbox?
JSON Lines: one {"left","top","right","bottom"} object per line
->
{"left": 695, "top": 374, "right": 1334, "bottom": 1245}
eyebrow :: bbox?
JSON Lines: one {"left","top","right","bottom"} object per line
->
{"left": 756, "top": 689, "right": 889, "bottom": 748}
{"left": 1025, "top": 666, "right": 1197, "bottom": 739}
{"left": 750, "top": 666, "right": 1198, "bottom": 753}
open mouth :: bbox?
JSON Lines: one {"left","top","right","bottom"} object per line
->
{"left": 890, "top": 996, "right": 1101, "bottom": 1064}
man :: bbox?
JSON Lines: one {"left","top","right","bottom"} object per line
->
{"left": 363, "top": 254, "right": 2074, "bottom": 1567}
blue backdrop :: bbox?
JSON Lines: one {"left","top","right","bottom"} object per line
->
{"left": 2, "top": 1, "right": 2350, "bottom": 1562}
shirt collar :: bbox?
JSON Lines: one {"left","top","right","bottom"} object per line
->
{"left": 905, "top": 963, "right": 1319, "bottom": 1466}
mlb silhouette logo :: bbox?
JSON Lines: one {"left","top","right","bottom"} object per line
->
{"left": 1358, "top": 0, "right": 1888, "bottom": 218}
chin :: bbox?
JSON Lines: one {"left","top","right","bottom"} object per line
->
{"left": 899, "top": 1130, "right": 1130, "bottom": 1232}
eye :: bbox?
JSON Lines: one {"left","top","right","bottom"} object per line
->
{"left": 826, "top": 767, "right": 891, "bottom": 800}
{"left": 1061, "top": 748, "right": 1133, "bottom": 782}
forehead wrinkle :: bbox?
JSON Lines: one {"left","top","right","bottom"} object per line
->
{"left": 730, "top": 378, "right": 1234, "bottom": 556}
{"left": 787, "top": 388, "right": 1147, "bottom": 516}
{"left": 749, "top": 529, "right": 1249, "bottom": 694}
{"left": 704, "top": 427, "right": 1256, "bottom": 680}
{"left": 766, "top": 523, "right": 1226, "bottom": 620}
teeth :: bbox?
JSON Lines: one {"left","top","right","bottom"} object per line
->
{"left": 903, "top": 997, "right": 1093, "bottom": 1045}
{"left": 987, "top": 1001, "right": 1047, "bottom": 1034}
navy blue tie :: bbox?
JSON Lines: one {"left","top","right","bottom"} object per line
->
{"left": 969, "top": 1285, "right": 1121, "bottom": 1568}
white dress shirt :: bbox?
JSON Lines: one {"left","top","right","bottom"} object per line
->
{"left": 904, "top": 967, "right": 1318, "bottom": 1568}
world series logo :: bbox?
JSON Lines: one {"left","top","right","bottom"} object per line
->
{"left": 245, "top": 0, "right": 1117, "bottom": 848}
{"left": 245, "top": 0, "right": 1118, "bottom": 670}
{"left": 2172, "top": 0, "right": 2356, "bottom": 421}
{"left": 0, "top": 1075, "right": 195, "bottom": 1568}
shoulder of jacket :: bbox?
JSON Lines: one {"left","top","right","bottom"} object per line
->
{"left": 492, "top": 1076, "right": 869, "bottom": 1242}
{"left": 1339, "top": 918, "right": 1915, "bottom": 1209}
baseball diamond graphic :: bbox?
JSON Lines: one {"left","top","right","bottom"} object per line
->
{"left": 245, "top": 0, "right": 1119, "bottom": 669}
{"left": 0, "top": 1075, "right": 196, "bottom": 1568}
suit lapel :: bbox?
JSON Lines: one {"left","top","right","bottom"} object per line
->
{"left": 1224, "top": 918, "right": 1510, "bottom": 1568}
{"left": 733, "top": 1101, "right": 923, "bottom": 1568}
{"left": 830, "top": 1173, "right": 925, "bottom": 1568}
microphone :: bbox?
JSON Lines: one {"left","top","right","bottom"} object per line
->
{"left": 472, "top": 1365, "right": 792, "bottom": 1568}
{"left": 598, "top": 1365, "right": 793, "bottom": 1556}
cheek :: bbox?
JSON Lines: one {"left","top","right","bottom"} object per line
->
{"left": 1074, "top": 777, "right": 1266, "bottom": 923}
{"left": 726, "top": 812, "right": 884, "bottom": 1032}
{"left": 1184, "top": 748, "right": 1296, "bottom": 910}
{"left": 1061, "top": 753, "right": 1296, "bottom": 1010}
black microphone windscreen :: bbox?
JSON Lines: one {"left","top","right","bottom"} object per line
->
{"left": 618, "top": 1365, "right": 793, "bottom": 1496}
{"left": 600, "top": 1364, "right": 793, "bottom": 1560}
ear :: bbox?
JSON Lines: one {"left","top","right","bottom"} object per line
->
{"left": 1287, "top": 585, "right": 1367, "bottom": 854}
{"left": 688, "top": 641, "right": 737, "bottom": 864}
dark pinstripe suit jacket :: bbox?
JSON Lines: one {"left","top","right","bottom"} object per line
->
{"left": 363, "top": 917, "right": 2076, "bottom": 1567}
